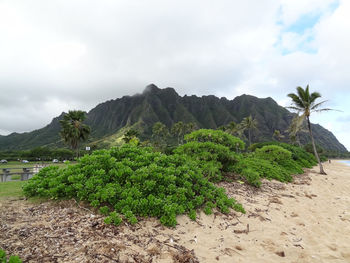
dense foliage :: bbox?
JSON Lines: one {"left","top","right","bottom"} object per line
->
{"left": 0, "top": 249, "right": 22, "bottom": 263}
{"left": 0, "top": 147, "right": 74, "bottom": 162}
{"left": 23, "top": 145, "right": 244, "bottom": 227}
{"left": 174, "top": 130, "right": 244, "bottom": 181}
{"left": 184, "top": 129, "right": 245, "bottom": 152}
{"left": 249, "top": 142, "right": 317, "bottom": 167}
{"left": 233, "top": 143, "right": 318, "bottom": 186}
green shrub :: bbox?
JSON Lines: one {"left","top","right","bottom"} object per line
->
{"left": 233, "top": 156, "right": 293, "bottom": 186}
{"left": 255, "top": 145, "right": 292, "bottom": 163}
{"left": 0, "top": 249, "right": 22, "bottom": 263}
{"left": 240, "top": 168, "right": 261, "bottom": 187}
{"left": 174, "top": 141, "right": 238, "bottom": 181}
{"left": 184, "top": 129, "right": 245, "bottom": 152}
{"left": 23, "top": 145, "right": 245, "bottom": 227}
{"left": 249, "top": 142, "right": 317, "bottom": 167}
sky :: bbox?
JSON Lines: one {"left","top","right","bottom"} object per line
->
{"left": 0, "top": 0, "right": 349, "bottom": 150}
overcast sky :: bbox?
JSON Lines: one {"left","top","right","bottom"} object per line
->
{"left": 0, "top": 0, "right": 349, "bottom": 150}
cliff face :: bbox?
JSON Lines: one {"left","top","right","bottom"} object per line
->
{"left": 0, "top": 84, "right": 347, "bottom": 152}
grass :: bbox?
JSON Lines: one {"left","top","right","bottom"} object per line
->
{"left": 0, "top": 181, "right": 26, "bottom": 200}
{"left": 0, "top": 162, "right": 70, "bottom": 201}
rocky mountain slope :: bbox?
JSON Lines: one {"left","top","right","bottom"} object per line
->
{"left": 0, "top": 84, "right": 347, "bottom": 152}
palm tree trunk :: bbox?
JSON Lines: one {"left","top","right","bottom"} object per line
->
{"left": 306, "top": 117, "right": 326, "bottom": 175}
{"left": 248, "top": 129, "right": 251, "bottom": 146}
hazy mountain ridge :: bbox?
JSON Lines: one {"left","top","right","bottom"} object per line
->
{"left": 0, "top": 84, "right": 347, "bottom": 152}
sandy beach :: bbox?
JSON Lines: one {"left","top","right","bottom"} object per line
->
{"left": 1, "top": 161, "right": 349, "bottom": 262}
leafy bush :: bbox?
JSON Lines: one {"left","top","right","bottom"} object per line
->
{"left": 23, "top": 145, "right": 245, "bottom": 227}
{"left": 233, "top": 156, "right": 293, "bottom": 186}
{"left": 240, "top": 168, "right": 261, "bottom": 187}
{"left": 184, "top": 129, "right": 245, "bottom": 152}
{"left": 255, "top": 145, "right": 292, "bottom": 163}
{"left": 0, "top": 249, "right": 22, "bottom": 263}
{"left": 255, "top": 145, "right": 305, "bottom": 175}
{"left": 232, "top": 144, "right": 316, "bottom": 187}
{"left": 174, "top": 130, "right": 244, "bottom": 181}
{"left": 174, "top": 141, "right": 238, "bottom": 181}
{"left": 250, "top": 142, "right": 317, "bottom": 168}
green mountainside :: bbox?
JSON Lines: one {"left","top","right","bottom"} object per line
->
{"left": 0, "top": 84, "right": 347, "bottom": 152}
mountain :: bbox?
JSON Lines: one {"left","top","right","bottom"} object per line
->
{"left": 0, "top": 84, "right": 347, "bottom": 152}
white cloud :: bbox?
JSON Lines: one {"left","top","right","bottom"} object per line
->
{"left": 0, "top": 0, "right": 349, "bottom": 150}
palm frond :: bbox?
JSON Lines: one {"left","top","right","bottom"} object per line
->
{"left": 310, "top": 92, "right": 321, "bottom": 103}
{"left": 286, "top": 106, "right": 303, "bottom": 112}
{"left": 312, "top": 108, "right": 337, "bottom": 113}
{"left": 310, "top": 100, "right": 328, "bottom": 110}
{"left": 287, "top": 93, "right": 304, "bottom": 109}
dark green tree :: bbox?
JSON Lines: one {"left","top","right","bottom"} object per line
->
{"left": 123, "top": 129, "right": 140, "bottom": 144}
{"left": 287, "top": 85, "right": 333, "bottom": 174}
{"left": 152, "top": 122, "right": 169, "bottom": 148}
{"left": 273, "top": 130, "right": 285, "bottom": 141}
{"left": 240, "top": 115, "right": 258, "bottom": 146}
{"left": 59, "top": 110, "right": 90, "bottom": 157}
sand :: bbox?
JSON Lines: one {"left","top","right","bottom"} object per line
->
{"left": 1, "top": 161, "right": 349, "bottom": 262}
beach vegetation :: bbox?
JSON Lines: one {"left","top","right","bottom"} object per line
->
{"left": 239, "top": 115, "right": 258, "bottom": 146}
{"left": 0, "top": 249, "right": 22, "bottom": 263}
{"left": 287, "top": 85, "right": 334, "bottom": 174}
{"left": 23, "top": 144, "right": 245, "bottom": 227}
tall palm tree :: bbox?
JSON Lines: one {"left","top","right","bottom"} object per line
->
{"left": 241, "top": 115, "right": 258, "bottom": 146}
{"left": 171, "top": 121, "right": 185, "bottom": 145}
{"left": 273, "top": 129, "right": 285, "bottom": 141}
{"left": 287, "top": 85, "right": 332, "bottom": 175}
{"left": 286, "top": 114, "right": 307, "bottom": 146}
{"left": 123, "top": 129, "right": 140, "bottom": 143}
{"left": 152, "top": 122, "right": 169, "bottom": 147}
{"left": 59, "top": 110, "right": 90, "bottom": 157}
{"left": 226, "top": 121, "right": 238, "bottom": 135}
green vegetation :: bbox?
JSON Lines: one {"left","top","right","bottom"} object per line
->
{"left": 287, "top": 85, "right": 334, "bottom": 174}
{"left": 0, "top": 147, "right": 74, "bottom": 162}
{"left": 240, "top": 115, "right": 258, "bottom": 146}
{"left": 0, "top": 181, "right": 26, "bottom": 200}
{"left": 0, "top": 249, "right": 22, "bottom": 263}
{"left": 59, "top": 110, "right": 91, "bottom": 157}
{"left": 174, "top": 129, "right": 244, "bottom": 181}
{"left": 23, "top": 144, "right": 245, "bottom": 227}
{"left": 22, "top": 129, "right": 319, "bottom": 228}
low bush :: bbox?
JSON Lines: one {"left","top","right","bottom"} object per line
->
{"left": 0, "top": 249, "right": 22, "bottom": 263}
{"left": 233, "top": 156, "right": 293, "bottom": 186}
{"left": 249, "top": 142, "right": 317, "bottom": 168}
{"left": 255, "top": 145, "right": 292, "bottom": 163}
{"left": 23, "top": 145, "right": 245, "bottom": 227}
{"left": 174, "top": 141, "right": 238, "bottom": 181}
{"left": 184, "top": 129, "right": 245, "bottom": 152}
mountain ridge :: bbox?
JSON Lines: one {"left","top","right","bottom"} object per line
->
{"left": 0, "top": 84, "right": 347, "bottom": 152}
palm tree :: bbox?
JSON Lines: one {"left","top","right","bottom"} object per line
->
{"left": 171, "top": 121, "right": 185, "bottom": 145}
{"left": 240, "top": 115, "right": 258, "bottom": 146}
{"left": 226, "top": 121, "right": 238, "bottom": 135}
{"left": 273, "top": 129, "right": 285, "bottom": 141}
{"left": 123, "top": 129, "right": 140, "bottom": 143}
{"left": 287, "top": 85, "right": 332, "bottom": 175}
{"left": 59, "top": 110, "right": 90, "bottom": 157}
{"left": 286, "top": 114, "right": 307, "bottom": 146}
{"left": 184, "top": 122, "right": 197, "bottom": 134}
{"left": 152, "top": 122, "right": 169, "bottom": 147}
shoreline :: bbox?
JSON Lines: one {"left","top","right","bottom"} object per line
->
{"left": 0, "top": 161, "right": 350, "bottom": 262}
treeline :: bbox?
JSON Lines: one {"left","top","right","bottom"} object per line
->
{"left": 125, "top": 120, "right": 349, "bottom": 158}
{"left": 0, "top": 147, "right": 74, "bottom": 161}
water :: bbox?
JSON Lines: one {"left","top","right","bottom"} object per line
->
{"left": 338, "top": 160, "right": 350, "bottom": 166}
